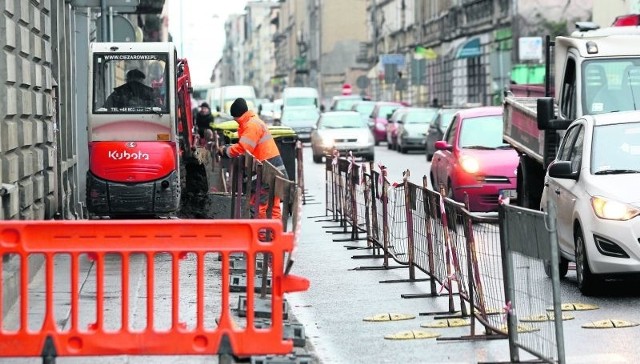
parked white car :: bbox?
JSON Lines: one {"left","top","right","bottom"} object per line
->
{"left": 541, "top": 110, "right": 640, "bottom": 295}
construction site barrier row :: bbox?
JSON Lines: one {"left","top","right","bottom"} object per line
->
{"left": 0, "top": 145, "right": 310, "bottom": 362}
{"left": 323, "top": 152, "right": 565, "bottom": 364}
{"left": 0, "top": 220, "right": 310, "bottom": 362}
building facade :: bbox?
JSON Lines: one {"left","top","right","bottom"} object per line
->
{"left": 1, "top": 1, "right": 164, "bottom": 222}
{"left": 364, "top": 0, "right": 593, "bottom": 106}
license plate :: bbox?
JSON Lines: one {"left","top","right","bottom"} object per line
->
{"left": 500, "top": 189, "right": 517, "bottom": 199}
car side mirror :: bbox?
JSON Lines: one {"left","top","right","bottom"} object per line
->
{"left": 548, "top": 161, "right": 578, "bottom": 180}
{"left": 537, "top": 97, "right": 572, "bottom": 130}
{"left": 434, "top": 140, "right": 452, "bottom": 151}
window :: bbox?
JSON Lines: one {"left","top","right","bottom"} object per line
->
{"left": 93, "top": 53, "right": 169, "bottom": 114}
{"left": 557, "top": 124, "right": 581, "bottom": 161}
{"left": 467, "top": 56, "right": 484, "bottom": 103}
{"left": 582, "top": 58, "right": 640, "bottom": 114}
{"left": 560, "top": 57, "right": 577, "bottom": 120}
{"left": 445, "top": 116, "right": 459, "bottom": 145}
{"left": 569, "top": 126, "right": 584, "bottom": 173}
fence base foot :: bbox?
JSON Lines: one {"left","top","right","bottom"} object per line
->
{"left": 333, "top": 237, "right": 367, "bottom": 242}
{"left": 350, "top": 254, "right": 385, "bottom": 259}
{"left": 476, "top": 358, "right": 543, "bottom": 364}
{"left": 343, "top": 245, "right": 373, "bottom": 250}
{"left": 437, "top": 334, "right": 507, "bottom": 342}
{"left": 402, "top": 292, "right": 460, "bottom": 299}
{"left": 379, "top": 278, "right": 430, "bottom": 284}
{"left": 434, "top": 313, "right": 467, "bottom": 320}
{"left": 418, "top": 310, "right": 460, "bottom": 316}
{"left": 351, "top": 265, "right": 407, "bottom": 271}
{"left": 327, "top": 230, "right": 350, "bottom": 235}
{"left": 307, "top": 214, "right": 328, "bottom": 219}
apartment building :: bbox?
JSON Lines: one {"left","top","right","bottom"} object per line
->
{"left": 365, "top": 0, "right": 593, "bottom": 106}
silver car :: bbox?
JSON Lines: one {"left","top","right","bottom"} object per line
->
{"left": 396, "top": 107, "right": 438, "bottom": 153}
{"left": 280, "top": 106, "right": 320, "bottom": 142}
{"left": 541, "top": 111, "right": 640, "bottom": 295}
{"left": 310, "top": 111, "right": 375, "bottom": 163}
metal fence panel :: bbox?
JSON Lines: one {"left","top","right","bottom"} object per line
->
{"left": 499, "top": 203, "right": 565, "bottom": 364}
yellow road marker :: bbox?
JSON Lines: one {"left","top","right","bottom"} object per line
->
{"left": 421, "top": 318, "right": 470, "bottom": 328}
{"left": 547, "top": 303, "right": 599, "bottom": 311}
{"left": 498, "top": 324, "right": 540, "bottom": 333}
{"left": 582, "top": 319, "right": 639, "bottom": 329}
{"left": 363, "top": 313, "right": 416, "bottom": 322}
{"left": 520, "top": 313, "right": 575, "bottom": 322}
{"left": 384, "top": 330, "right": 441, "bottom": 340}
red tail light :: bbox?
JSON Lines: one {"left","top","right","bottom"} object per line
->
{"left": 612, "top": 14, "right": 640, "bottom": 26}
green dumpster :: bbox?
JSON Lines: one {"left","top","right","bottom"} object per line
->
{"left": 211, "top": 121, "right": 297, "bottom": 182}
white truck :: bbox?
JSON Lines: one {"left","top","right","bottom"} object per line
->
{"left": 504, "top": 24, "right": 640, "bottom": 209}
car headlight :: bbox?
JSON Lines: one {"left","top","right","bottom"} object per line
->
{"left": 460, "top": 156, "right": 480, "bottom": 174}
{"left": 319, "top": 135, "right": 334, "bottom": 148}
{"left": 591, "top": 196, "right": 640, "bottom": 221}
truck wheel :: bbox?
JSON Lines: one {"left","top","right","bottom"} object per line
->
{"left": 517, "top": 155, "right": 545, "bottom": 209}
{"left": 575, "top": 226, "right": 600, "bottom": 296}
{"left": 543, "top": 257, "right": 569, "bottom": 278}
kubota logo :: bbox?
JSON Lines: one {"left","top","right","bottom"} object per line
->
{"left": 108, "top": 150, "right": 150, "bottom": 160}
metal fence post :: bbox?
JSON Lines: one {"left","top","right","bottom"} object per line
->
{"left": 548, "top": 196, "right": 566, "bottom": 364}
{"left": 381, "top": 168, "right": 390, "bottom": 269}
{"left": 423, "top": 177, "right": 437, "bottom": 295}
{"left": 498, "top": 204, "right": 519, "bottom": 362}
{"left": 403, "top": 171, "right": 416, "bottom": 280}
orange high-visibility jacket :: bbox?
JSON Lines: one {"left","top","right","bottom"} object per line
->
{"left": 225, "top": 111, "right": 280, "bottom": 161}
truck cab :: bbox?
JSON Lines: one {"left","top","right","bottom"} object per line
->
{"left": 504, "top": 25, "right": 640, "bottom": 209}
{"left": 540, "top": 26, "right": 640, "bottom": 128}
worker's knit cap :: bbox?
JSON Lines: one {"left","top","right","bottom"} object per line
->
{"left": 230, "top": 98, "right": 249, "bottom": 117}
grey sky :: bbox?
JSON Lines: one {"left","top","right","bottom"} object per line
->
{"left": 168, "top": 0, "right": 248, "bottom": 85}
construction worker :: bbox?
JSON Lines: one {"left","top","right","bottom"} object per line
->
{"left": 219, "top": 97, "right": 288, "bottom": 219}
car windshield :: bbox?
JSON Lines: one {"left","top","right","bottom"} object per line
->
{"left": 319, "top": 113, "right": 366, "bottom": 129}
{"left": 378, "top": 105, "right": 400, "bottom": 118}
{"left": 354, "top": 102, "right": 376, "bottom": 115}
{"left": 458, "top": 115, "right": 506, "bottom": 149}
{"left": 582, "top": 59, "right": 640, "bottom": 114}
{"left": 439, "top": 109, "right": 459, "bottom": 130}
{"left": 335, "top": 98, "right": 362, "bottom": 111}
{"left": 591, "top": 122, "right": 640, "bottom": 174}
{"left": 93, "top": 53, "right": 169, "bottom": 113}
{"left": 285, "top": 97, "right": 317, "bottom": 107}
{"left": 405, "top": 109, "right": 437, "bottom": 124}
{"left": 281, "top": 108, "right": 320, "bottom": 126}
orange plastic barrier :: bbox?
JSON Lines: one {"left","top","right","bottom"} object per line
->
{"left": 0, "top": 219, "right": 309, "bottom": 359}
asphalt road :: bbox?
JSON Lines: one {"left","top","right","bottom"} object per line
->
{"left": 4, "top": 144, "right": 640, "bottom": 364}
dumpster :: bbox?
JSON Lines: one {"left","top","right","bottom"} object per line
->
{"left": 211, "top": 121, "right": 297, "bottom": 182}
{"left": 269, "top": 126, "right": 297, "bottom": 182}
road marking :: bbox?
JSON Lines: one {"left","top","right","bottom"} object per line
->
{"left": 421, "top": 318, "right": 470, "bottom": 328}
{"left": 363, "top": 313, "right": 416, "bottom": 322}
{"left": 384, "top": 330, "right": 441, "bottom": 340}
{"left": 497, "top": 324, "right": 540, "bottom": 333}
{"left": 547, "top": 302, "right": 599, "bottom": 311}
{"left": 582, "top": 319, "right": 639, "bottom": 329}
{"left": 520, "top": 312, "right": 575, "bottom": 322}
